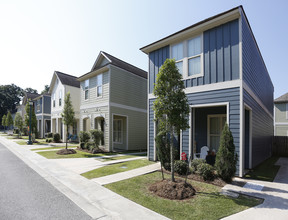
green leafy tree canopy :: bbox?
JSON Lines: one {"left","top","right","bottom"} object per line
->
{"left": 153, "top": 59, "right": 190, "bottom": 182}
{"left": 61, "top": 92, "right": 75, "bottom": 149}
{"left": 24, "top": 101, "right": 37, "bottom": 134}
{"left": 14, "top": 112, "right": 23, "bottom": 136}
{"left": 6, "top": 111, "right": 13, "bottom": 129}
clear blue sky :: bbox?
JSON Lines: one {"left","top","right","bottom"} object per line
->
{"left": 0, "top": 0, "right": 287, "bottom": 98}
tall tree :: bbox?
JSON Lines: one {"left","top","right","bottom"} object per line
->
{"left": 0, "top": 84, "right": 24, "bottom": 120}
{"left": 2, "top": 115, "right": 7, "bottom": 131}
{"left": 14, "top": 112, "right": 23, "bottom": 137}
{"left": 24, "top": 102, "right": 37, "bottom": 135}
{"left": 61, "top": 92, "right": 75, "bottom": 149}
{"left": 153, "top": 59, "right": 190, "bottom": 182}
{"left": 25, "top": 88, "right": 38, "bottom": 94}
{"left": 6, "top": 111, "right": 13, "bottom": 130}
{"left": 41, "top": 85, "right": 50, "bottom": 94}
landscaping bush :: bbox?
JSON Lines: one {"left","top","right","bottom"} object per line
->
{"left": 196, "top": 163, "right": 215, "bottom": 181}
{"left": 190, "top": 159, "right": 206, "bottom": 173}
{"left": 47, "top": 132, "right": 53, "bottom": 138}
{"left": 79, "top": 131, "right": 90, "bottom": 144}
{"left": 46, "top": 138, "right": 52, "bottom": 143}
{"left": 13, "top": 128, "right": 19, "bottom": 134}
{"left": 89, "top": 129, "right": 103, "bottom": 148}
{"left": 215, "top": 124, "right": 237, "bottom": 182}
{"left": 174, "top": 160, "right": 188, "bottom": 175}
{"left": 53, "top": 133, "right": 61, "bottom": 143}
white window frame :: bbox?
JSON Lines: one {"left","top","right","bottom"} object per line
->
{"left": 207, "top": 114, "right": 226, "bottom": 151}
{"left": 170, "top": 34, "right": 204, "bottom": 79}
{"left": 113, "top": 119, "right": 123, "bottom": 144}
{"left": 59, "top": 90, "right": 62, "bottom": 106}
{"left": 84, "top": 79, "right": 89, "bottom": 100}
{"left": 37, "top": 99, "right": 41, "bottom": 112}
{"left": 53, "top": 93, "right": 56, "bottom": 108}
{"left": 96, "top": 74, "right": 103, "bottom": 98}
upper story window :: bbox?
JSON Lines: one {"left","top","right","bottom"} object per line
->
{"left": 53, "top": 93, "right": 56, "bottom": 108}
{"left": 171, "top": 42, "right": 184, "bottom": 75}
{"left": 171, "top": 34, "right": 203, "bottom": 78}
{"left": 59, "top": 90, "right": 62, "bottom": 106}
{"left": 96, "top": 74, "right": 103, "bottom": 97}
{"left": 84, "top": 79, "right": 89, "bottom": 100}
{"left": 37, "top": 99, "right": 41, "bottom": 112}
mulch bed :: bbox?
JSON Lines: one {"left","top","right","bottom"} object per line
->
{"left": 149, "top": 178, "right": 196, "bottom": 200}
{"left": 57, "top": 149, "right": 77, "bottom": 155}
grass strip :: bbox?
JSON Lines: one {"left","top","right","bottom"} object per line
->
{"left": 81, "top": 159, "right": 154, "bottom": 179}
{"left": 244, "top": 156, "right": 280, "bottom": 182}
{"left": 105, "top": 172, "right": 262, "bottom": 220}
{"left": 37, "top": 150, "right": 121, "bottom": 159}
{"left": 31, "top": 145, "right": 78, "bottom": 151}
{"left": 96, "top": 154, "right": 147, "bottom": 162}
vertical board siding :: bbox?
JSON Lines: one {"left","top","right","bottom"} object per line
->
{"left": 244, "top": 90, "right": 273, "bottom": 167}
{"left": 242, "top": 15, "right": 274, "bottom": 115}
{"left": 149, "top": 99, "right": 155, "bottom": 160}
{"left": 148, "top": 46, "right": 170, "bottom": 94}
{"left": 44, "top": 95, "right": 51, "bottom": 114}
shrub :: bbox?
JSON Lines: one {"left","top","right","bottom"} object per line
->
{"left": 196, "top": 163, "right": 215, "bottom": 181}
{"left": 47, "top": 133, "right": 53, "bottom": 138}
{"left": 79, "top": 131, "right": 90, "bottom": 143}
{"left": 190, "top": 159, "right": 206, "bottom": 173}
{"left": 215, "top": 124, "right": 237, "bottom": 182}
{"left": 89, "top": 129, "right": 103, "bottom": 148}
{"left": 53, "top": 133, "right": 61, "bottom": 143}
{"left": 13, "top": 129, "right": 19, "bottom": 134}
{"left": 174, "top": 160, "right": 188, "bottom": 175}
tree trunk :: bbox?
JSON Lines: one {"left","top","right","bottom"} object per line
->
{"left": 170, "top": 126, "right": 175, "bottom": 182}
{"left": 66, "top": 125, "right": 68, "bottom": 150}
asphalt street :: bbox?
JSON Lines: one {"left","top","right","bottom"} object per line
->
{"left": 0, "top": 142, "right": 92, "bottom": 220}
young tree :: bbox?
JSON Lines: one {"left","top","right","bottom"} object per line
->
{"left": 24, "top": 102, "right": 37, "bottom": 136}
{"left": 153, "top": 59, "right": 190, "bottom": 182}
{"left": 215, "top": 123, "right": 237, "bottom": 182}
{"left": 2, "top": 115, "right": 7, "bottom": 131}
{"left": 14, "top": 112, "right": 23, "bottom": 138}
{"left": 41, "top": 85, "right": 50, "bottom": 94}
{"left": 6, "top": 111, "right": 13, "bottom": 130}
{"left": 61, "top": 92, "right": 75, "bottom": 149}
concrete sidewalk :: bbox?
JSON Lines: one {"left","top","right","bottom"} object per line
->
{"left": 222, "top": 157, "right": 288, "bottom": 220}
{"left": 0, "top": 136, "right": 168, "bottom": 220}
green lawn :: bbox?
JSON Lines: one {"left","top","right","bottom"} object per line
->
{"left": 37, "top": 150, "right": 121, "bottom": 159}
{"left": 244, "top": 156, "right": 280, "bottom": 182}
{"left": 96, "top": 154, "right": 147, "bottom": 162}
{"left": 81, "top": 159, "right": 154, "bottom": 179}
{"left": 105, "top": 172, "right": 262, "bottom": 220}
{"left": 16, "top": 140, "right": 49, "bottom": 146}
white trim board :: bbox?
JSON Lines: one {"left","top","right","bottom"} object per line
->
{"left": 80, "top": 102, "right": 109, "bottom": 110}
{"left": 110, "top": 102, "right": 147, "bottom": 114}
{"left": 148, "top": 79, "right": 241, "bottom": 99}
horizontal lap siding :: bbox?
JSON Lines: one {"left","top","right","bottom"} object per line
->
{"left": 244, "top": 90, "right": 273, "bottom": 167}
{"left": 184, "top": 87, "right": 240, "bottom": 172}
{"left": 242, "top": 15, "right": 274, "bottom": 115}
{"left": 149, "top": 99, "right": 155, "bottom": 160}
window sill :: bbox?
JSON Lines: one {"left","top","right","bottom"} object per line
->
{"left": 185, "top": 73, "right": 204, "bottom": 80}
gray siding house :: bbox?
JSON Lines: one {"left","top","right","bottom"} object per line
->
{"left": 32, "top": 93, "right": 51, "bottom": 138}
{"left": 274, "top": 93, "right": 288, "bottom": 136}
{"left": 78, "top": 51, "right": 147, "bottom": 151}
{"left": 141, "top": 6, "right": 274, "bottom": 177}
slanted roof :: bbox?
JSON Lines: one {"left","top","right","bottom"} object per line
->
{"left": 55, "top": 71, "right": 80, "bottom": 88}
{"left": 22, "top": 92, "right": 40, "bottom": 105}
{"left": 78, "top": 51, "right": 147, "bottom": 81}
{"left": 274, "top": 92, "right": 288, "bottom": 103}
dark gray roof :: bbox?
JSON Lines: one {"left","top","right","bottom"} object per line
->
{"left": 89, "top": 51, "right": 147, "bottom": 79}
{"left": 275, "top": 92, "right": 288, "bottom": 103}
{"left": 26, "top": 92, "right": 40, "bottom": 100}
{"left": 55, "top": 71, "right": 80, "bottom": 88}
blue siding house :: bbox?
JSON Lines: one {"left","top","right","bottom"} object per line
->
{"left": 141, "top": 6, "right": 274, "bottom": 177}
{"left": 32, "top": 94, "right": 51, "bottom": 138}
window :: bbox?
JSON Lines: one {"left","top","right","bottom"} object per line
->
{"left": 96, "top": 74, "right": 103, "bottom": 97}
{"left": 171, "top": 42, "right": 184, "bottom": 75}
{"left": 53, "top": 93, "right": 56, "bottom": 107}
{"left": 170, "top": 34, "right": 203, "bottom": 78}
{"left": 84, "top": 79, "right": 89, "bottom": 100}
{"left": 208, "top": 115, "right": 226, "bottom": 151}
{"left": 113, "top": 119, "right": 122, "bottom": 143}
{"left": 37, "top": 99, "right": 41, "bottom": 112}
{"left": 59, "top": 90, "right": 62, "bottom": 106}
{"left": 286, "top": 103, "right": 288, "bottom": 120}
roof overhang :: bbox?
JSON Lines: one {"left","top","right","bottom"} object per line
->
{"left": 78, "top": 66, "right": 109, "bottom": 82}
{"left": 140, "top": 7, "right": 241, "bottom": 54}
